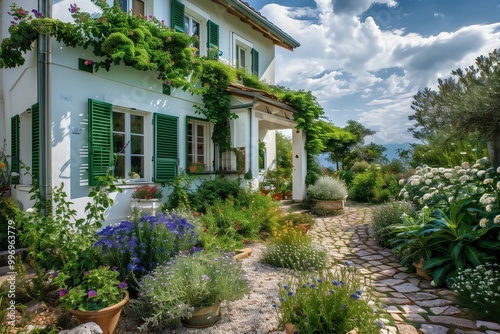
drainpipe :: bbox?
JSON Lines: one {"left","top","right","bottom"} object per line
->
{"left": 38, "top": 0, "right": 51, "bottom": 214}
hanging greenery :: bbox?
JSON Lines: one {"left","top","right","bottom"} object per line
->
{"left": 0, "top": 2, "right": 200, "bottom": 89}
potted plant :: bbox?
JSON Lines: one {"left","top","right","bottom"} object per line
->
{"left": 51, "top": 266, "right": 129, "bottom": 334}
{"left": 130, "top": 184, "right": 163, "bottom": 215}
{"left": 307, "top": 176, "right": 348, "bottom": 214}
{"left": 189, "top": 162, "right": 204, "bottom": 173}
{"left": 276, "top": 264, "right": 387, "bottom": 334}
{"left": 129, "top": 251, "right": 250, "bottom": 331}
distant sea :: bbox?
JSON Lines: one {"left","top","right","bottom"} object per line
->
{"left": 318, "top": 143, "right": 412, "bottom": 169}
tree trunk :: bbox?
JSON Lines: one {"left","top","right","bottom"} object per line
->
{"left": 487, "top": 130, "right": 500, "bottom": 170}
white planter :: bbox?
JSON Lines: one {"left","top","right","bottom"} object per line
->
{"left": 130, "top": 198, "right": 162, "bottom": 216}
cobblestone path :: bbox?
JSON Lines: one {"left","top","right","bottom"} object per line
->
{"left": 309, "top": 202, "right": 500, "bottom": 334}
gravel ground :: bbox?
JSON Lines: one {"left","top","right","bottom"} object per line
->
{"left": 116, "top": 242, "right": 290, "bottom": 334}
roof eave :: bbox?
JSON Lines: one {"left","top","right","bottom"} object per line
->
{"left": 212, "top": 0, "right": 300, "bottom": 51}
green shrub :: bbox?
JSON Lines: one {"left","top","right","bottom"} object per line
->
{"left": 307, "top": 176, "right": 347, "bottom": 200}
{"left": 372, "top": 200, "right": 415, "bottom": 248}
{"left": 350, "top": 161, "right": 371, "bottom": 173}
{"left": 349, "top": 168, "right": 383, "bottom": 202}
{"left": 262, "top": 222, "right": 326, "bottom": 271}
{"left": 276, "top": 264, "right": 388, "bottom": 333}
{"left": 452, "top": 263, "right": 500, "bottom": 321}
{"left": 189, "top": 177, "right": 242, "bottom": 212}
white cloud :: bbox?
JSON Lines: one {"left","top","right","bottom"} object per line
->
{"left": 259, "top": 1, "right": 500, "bottom": 144}
{"left": 434, "top": 12, "right": 444, "bottom": 17}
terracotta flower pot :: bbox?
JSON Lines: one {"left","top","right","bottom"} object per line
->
{"left": 69, "top": 291, "right": 129, "bottom": 334}
{"left": 182, "top": 303, "right": 221, "bottom": 328}
{"left": 413, "top": 257, "right": 432, "bottom": 280}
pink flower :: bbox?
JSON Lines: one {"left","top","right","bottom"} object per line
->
{"left": 84, "top": 60, "right": 93, "bottom": 66}
{"left": 88, "top": 290, "right": 97, "bottom": 298}
{"left": 59, "top": 289, "right": 69, "bottom": 297}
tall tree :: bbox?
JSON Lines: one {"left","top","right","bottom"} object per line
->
{"left": 409, "top": 49, "right": 500, "bottom": 168}
{"left": 315, "top": 120, "right": 356, "bottom": 170}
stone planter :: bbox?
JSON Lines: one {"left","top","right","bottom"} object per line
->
{"left": 311, "top": 197, "right": 346, "bottom": 213}
{"left": 69, "top": 291, "right": 129, "bottom": 334}
{"left": 130, "top": 198, "right": 162, "bottom": 216}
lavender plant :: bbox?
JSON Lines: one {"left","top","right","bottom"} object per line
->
{"left": 129, "top": 251, "right": 249, "bottom": 330}
{"left": 94, "top": 212, "right": 199, "bottom": 291}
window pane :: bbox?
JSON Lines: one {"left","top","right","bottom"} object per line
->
{"left": 132, "top": 0, "right": 144, "bottom": 16}
{"left": 114, "top": 155, "right": 125, "bottom": 179}
{"left": 131, "top": 135, "right": 144, "bottom": 154}
{"left": 191, "top": 20, "right": 200, "bottom": 38}
{"left": 113, "top": 112, "right": 125, "bottom": 132}
{"left": 131, "top": 156, "right": 144, "bottom": 177}
{"left": 184, "top": 15, "right": 189, "bottom": 34}
{"left": 188, "top": 122, "right": 194, "bottom": 164}
{"left": 113, "top": 133, "right": 126, "bottom": 154}
{"left": 130, "top": 114, "right": 143, "bottom": 134}
{"left": 118, "top": 0, "right": 128, "bottom": 12}
{"left": 240, "top": 48, "right": 246, "bottom": 68}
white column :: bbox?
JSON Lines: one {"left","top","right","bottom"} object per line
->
{"left": 292, "top": 129, "right": 306, "bottom": 201}
{"left": 248, "top": 109, "right": 260, "bottom": 190}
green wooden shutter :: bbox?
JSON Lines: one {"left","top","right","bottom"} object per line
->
{"left": 207, "top": 20, "right": 219, "bottom": 59}
{"left": 88, "top": 99, "right": 113, "bottom": 186}
{"left": 154, "top": 113, "right": 178, "bottom": 182}
{"left": 251, "top": 48, "right": 259, "bottom": 76}
{"left": 10, "top": 115, "right": 20, "bottom": 185}
{"left": 31, "top": 103, "right": 39, "bottom": 184}
{"left": 171, "top": 0, "right": 185, "bottom": 33}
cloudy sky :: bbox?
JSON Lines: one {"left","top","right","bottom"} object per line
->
{"left": 245, "top": 0, "right": 500, "bottom": 145}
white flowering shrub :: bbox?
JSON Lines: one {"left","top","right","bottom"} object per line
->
{"left": 307, "top": 176, "right": 348, "bottom": 200}
{"left": 452, "top": 264, "right": 500, "bottom": 321}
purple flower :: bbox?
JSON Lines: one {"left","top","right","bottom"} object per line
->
{"left": 309, "top": 284, "right": 315, "bottom": 288}
{"left": 84, "top": 271, "right": 90, "bottom": 276}
{"left": 377, "top": 320, "right": 385, "bottom": 328}
{"left": 112, "top": 266, "right": 118, "bottom": 271}
{"left": 88, "top": 290, "right": 97, "bottom": 298}
{"left": 50, "top": 272, "right": 58, "bottom": 278}
{"left": 329, "top": 289, "right": 335, "bottom": 294}
{"left": 59, "top": 289, "right": 69, "bottom": 297}
{"left": 118, "top": 282, "right": 127, "bottom": 289}
{"left": 69, "top": 3, "right": 78, "bottom": 14}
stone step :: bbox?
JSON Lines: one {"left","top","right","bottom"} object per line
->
{"left": 280, "top": 201, "right": 310, "bottom": 215}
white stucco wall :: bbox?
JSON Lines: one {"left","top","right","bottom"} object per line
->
{"left": 1, "top": 0, "right": 285, "bottom": 224}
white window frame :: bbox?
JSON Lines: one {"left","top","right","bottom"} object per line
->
{"left": 187, "top": 118, "right": 214, "bottom": 172}
{"left": 183, "top": 2, "right": 210, "bottom": 57}
{"left": 232, "top": 33, "right": 253, "bottom": 73}
{"left": 112, "top": 108, "right": 151, "bottom": 182}
{"left": 119, "top": 0, "right": 150, "bottom": 16}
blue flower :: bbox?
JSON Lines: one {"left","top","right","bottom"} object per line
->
{"left": 376, "top": 320, "right": 385, "bottom": 328}
{"left": 329, "top": 289, "right": 335, "bottom": 294}
{"left": 287, "top": 291, "right": 293, "bottom": 296}
{"left": 356, "top": 289, "right": 362, "bottom": 295}
{"left": 309, "top": 284, "right": 315, "bottom": 288}
{"left": 342, "top": 304, "right": 347, "bottom": 309}
{"left": 283, "top": 285, "right": 289, "bottom": 290}
{"left": 350, "top": 293, "right": 360, "bottom": 299}
{"left": 332, "top": 280, "right": 340, "bottom": 286}
{"left": 317, "top": 279, "right": 323, "bottom": 283}
{"left": 280, "top": 297, "right": 285, "bottom": 302}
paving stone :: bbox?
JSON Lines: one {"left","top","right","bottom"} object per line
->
{"left": 391, "top": 313, "right": 404, "bottom": 321}
{"left": 454, "top": 330, "right": 484, "bottom": 334}
{"left": 390, "top": 292, "right": 407, "bottom": 298}
{"left": 477, "top": 321, "right": 500, "bottom": 330}
{"left": 375, "top": 278, "right": 405, "bottom": 286}
{"left": 440, "top": 306, "right": 461, "bottom": 315}
{"left": 379, "top": 297, "right": 412, "bottom": 305}
{"left": 400, "top": 304, "right": 427, "bottom": 314}
{"left": 406, "top": 292, "right": 439, "bottom": 301}
{"left": 393, "top": 272, "right": 411, "bottom": 279}
{"left": 486, "top": 331, "right": 500, "bottom": 334}
{"left": 427, "top": 316, "right": 476, "bottom": 328}
{"left": 415, "top": 299, "right": 453, "bottom": 307}
{"left": 393, "top": 283, "right": 420, "bottom": 293}
{"left": 419, "top": 324, "right": 449, "bottom": 334}
{"left": 395, "top": 323, "right": 419, "bottom": 334}
{"left": 402, "top": 313, "right": 426, "bottom": 322}
{"left": 386, "top": 306, "right": 403, "bottom": 313}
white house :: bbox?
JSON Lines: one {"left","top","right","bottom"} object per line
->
{"left": 0, "top": 0, "right": 306, "bottom": 225}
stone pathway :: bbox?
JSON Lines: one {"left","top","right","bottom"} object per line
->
{"left": 309, "top": 202, "right": 500, "bottom": 334}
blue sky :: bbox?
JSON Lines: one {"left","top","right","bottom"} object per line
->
{"left": 245, "top": 0, "right": 500, "bottom": 145}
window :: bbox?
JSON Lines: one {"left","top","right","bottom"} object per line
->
{"left": 233, "top": 34, "right": 258, "bottom": 76}
{"left": 113, "top": 111, "right": 145, "bottom": 180}
{"left": 118, "top": 0, "right": 145, "bottom": 16}
{"left": 10, "top": 115, "right": 20, "bottom": 184}
{"left": 184, "top": 14, "right": 200, "bottom": 53}
{"left": 187, "top": 118, "right": 214, "bottom": 172}
{"left": 171, "top": 0, "right": 218, "bottom": 58}
{"left": 89, "top": 99, "right": 178, "bottom": 185}
{"left": 236, "top": 45, "right": 247, "bottom": 71}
